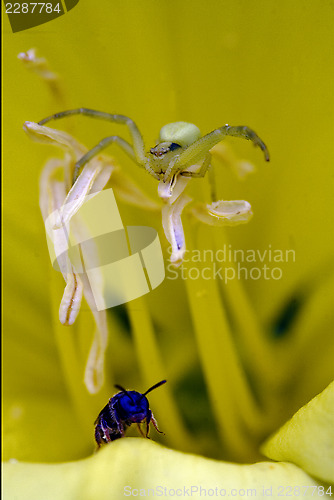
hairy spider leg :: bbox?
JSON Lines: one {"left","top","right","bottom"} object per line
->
{"left": 207, "top": 162, "right": 217, "bottom": 202}
{"left": 37, "top": 108, "right": 162, "bottom": 182}
{"left": 39, "top": 108, "right": 146, "bottom": 161}
{"left": 71, "top": 136, "right": 136, "bottom": 183}
{"left": 164, "top": 125, "right": 270, "bottom": 182}
{"left": 179, "top": 154, "right": 216, "bottom": 201}
{"left": 179, "top": 153, "right": 212, "bottom": 178}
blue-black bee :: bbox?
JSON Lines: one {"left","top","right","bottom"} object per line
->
{"left": 94, "top": 380, "right": 166, "bottom": 447}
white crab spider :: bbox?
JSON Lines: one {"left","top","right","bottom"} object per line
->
{"left": 24, "top": 109, "right": 269, "bottom": 392}
{"left": 38, "top": 108, "right": 270, "bottom": 199}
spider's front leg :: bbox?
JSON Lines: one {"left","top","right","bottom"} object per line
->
{"left": 38, "top": 108, "right": 160, "bottom": 183}
{"left": 71, "top": 135, "right": 137, "bottom": 183}
{"left": 39, "top": 108, "right": 147, "bottom": 162}
{"left": 223, "top": 126, "right": 270, "bottom": 161}
{"left": 164, "top": 124, "right": 269, "bottom": 182}
{"left": 180, "top": 153, "right": 212, "bottom": 178}
{"left": 180, "top": 154, "right": 218, "bottom": 201}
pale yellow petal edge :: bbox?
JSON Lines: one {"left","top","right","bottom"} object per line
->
{"left": 3, "top": 439, "right": 327, "bottom": 500}
{"left": 261, "top": 381, "right": 334, "bottom": 484}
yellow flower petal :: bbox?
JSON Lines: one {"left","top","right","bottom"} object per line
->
{"left": 261, "top": 382, "right": 334, "bottom": 484}
{"left": 3, "top": 439, "right": 325, "bottom": 500}
{"left": 4, "top": 0, "right": 334, "bottom": 477}
{"left": 3, "top": 396, "right": 92, "bottom": 463}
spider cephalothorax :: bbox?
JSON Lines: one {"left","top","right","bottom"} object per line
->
{"left": 150, "top": 141, "right": 182, "bottom": 158}
{"left": 38, "top": 109, "right": 269, "bottom": 200}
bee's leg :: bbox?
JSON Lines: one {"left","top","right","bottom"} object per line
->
{"left": 113, "top": 409, "right": 126, "bottom": 437}
{"left": 99, "top": 418, "right": 112, "bottom": 443}
{"left": 150, "top": 412, "right": 164, "bottom": 434}
{"left": 136, "top": 422, "right": 146, "bottom": 438}
{"left": 95, "top": 426, "right": 104, "bottom": 448}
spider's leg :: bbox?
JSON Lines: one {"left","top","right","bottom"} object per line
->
{"left": 221, "top": 126, "right": 270, "bottom": 161}
{"left": 73, "top": 136, "right": 160, "bottom": 184}
{"left": 168, "top": 125, "right": 269, "bottom": 180}
{"left": 180, "top": 154, "right": 217, "bottom": 201}
{"left": 38, "top": 108, "right": 147, "bottom": 164}
{"left": 72, "top": 135, "right": 137, "bottom": 183}
{"left": 208, "top": 164, "right": 217, "bottom": 202}
{"left": 179, "top": 154, "right": 211, "bottom": 178}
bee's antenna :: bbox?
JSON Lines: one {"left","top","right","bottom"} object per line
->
{"left": 115, "top": 384, "right": 127, "bottom": 393}
{"left": 143, "top": 380, "right": 167, "bottom": 396}
{"left": 115, "top": 384, "right": 135, "bottom": 403}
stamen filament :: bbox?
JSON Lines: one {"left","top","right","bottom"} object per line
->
{"left": 50, "top": 273, "right": 101, "bottom": 442}
{"left": 213, "top": 231, "right": 276, "bottom": 386}
{"left": 184, "top": 225, "right": 263, "bottom": 456}
{"left": 127, "top": 296, "right": 195, "bottom": 453}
